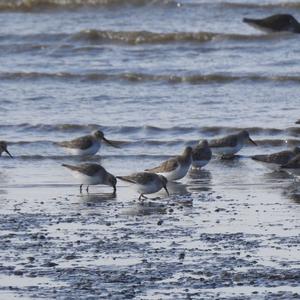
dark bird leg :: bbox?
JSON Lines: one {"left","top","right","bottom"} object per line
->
{"left": 86, "top": 185, "right": 90, "bottom": 193}
{"left": 80, "top": 184, "right": 83, "bottom": 193}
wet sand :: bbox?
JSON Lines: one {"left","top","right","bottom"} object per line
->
{"left": 1, "top": 0, "right": 300, "bottom": 298}
{"left": 0, "top": 164, "right": 299, "bottom": 299}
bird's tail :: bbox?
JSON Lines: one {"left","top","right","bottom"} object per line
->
{"left": 62, "top": 163, "right": 78, "bottom": 171}
{"left": 116, "top": 176, "right": 136, "bottom": 184}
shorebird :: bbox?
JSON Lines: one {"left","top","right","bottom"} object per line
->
{"left": 56, "top": 130, "right": 118, "bottom": 156}
{"left": 145, "top": 146, "right": 193, "bottom": 181}
{"left": 243, "top": 14, "right": 300, "bottom": 33}
{"left": 281, "top": 154, "right": 300, "bottom": 169}
{"left": 117, "top": 172, "right": 169, "bottom": 201}
{"left": 252, "top": 147, "right": 300, "bottom": 170}
{"left": 0, "top": 141, "right": 13, "bottom": 158}
{"left": 191, "top": 140, "right": 212, "bottom": 169}
{"left": 209, "top": 130, "right": 257, "bottom": 158}
{"left": 62, "top": 163, "right": 117, "bottom": 193}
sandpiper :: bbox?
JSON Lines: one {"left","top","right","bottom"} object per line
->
{"left": 62, "top": 163, "right": 117, "bottom": 193}
{"left": 209, "top": 130, "right": 257, "bottom": 158}
{"left": 252, "top": 147, "right": 300, "bottom": 170}
{"left": 145, "top": 146, "right": 193, "bottom": 181}
{"left": 243, "top": 14, "right": 300, "bottom": 33}
{"left": 281, "top": 154, "right": 300, "bottom": 169}
{"left": 57, "top": 130, "right": 118, "bottom": 156}
{"left": 0, "top": 141, "right": 13, "bottom": 158}
{"left": 191, "top": 140, "right": 212, "bottom": 169}
{"left": 117, "top": 172, "right": 169, "bottom": 201}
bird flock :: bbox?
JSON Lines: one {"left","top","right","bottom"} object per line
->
{"left": 2, "top": 14, "right": 300, "bottom": 200}
{"left": 1, "top": 127, "right": 300, "bottom": 201}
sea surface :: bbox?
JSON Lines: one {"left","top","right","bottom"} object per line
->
{"left": 0, "top": 0, "right": 300, "bottom": 299}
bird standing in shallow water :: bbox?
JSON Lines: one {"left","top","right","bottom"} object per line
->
{"left": 62, "top": 163, "right": 117, "bottom": 193}
{"left": 145, "top": 146, "right": 193, "bottom": 181}
{"left": 243, "top": 14, "right": 300, "bottom": 33}
{"left": 281, "top": 153, "right": 300, "bottom": 169}
{"left": 117, "top": 172, "right": 169, "bottom": 201}
{"left": 57, "top": 130, "right": 118, "bottom": 156}
{"left": 252, "top": 147, "right": 300, "bottom": 170}
{"left": 0, "top": 141, "right": 13, "bottom": 158}
{"left": 191, "top": 140, "right": 212, "bottom": 169}
{"left": 209, "top": 130, "right": 257, "bottom": 159}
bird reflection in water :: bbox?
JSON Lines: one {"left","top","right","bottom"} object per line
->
{"left": 80, "top": 191, "right": 117, "bottom": 204}
{"left": 187, "top": 169, "right": 212, "bottom": 192}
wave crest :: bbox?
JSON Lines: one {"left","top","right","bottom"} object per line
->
{"left": 0, "top": 0, "right": 178, "bottom": 11}
{"left": 2, "top": 71, "right": 300, "bottom": 85}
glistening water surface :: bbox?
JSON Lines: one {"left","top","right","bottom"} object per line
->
{"left": 0, "top": 0, "right": 300, "bottom": 299}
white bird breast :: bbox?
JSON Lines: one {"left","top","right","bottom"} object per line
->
{"left": 159, "top": 164, "right": 190, "bottom": 181}
{"left": 69, "top": 171, "right": 103, "bottom": 185}
{"left": 135, "top": 181, "right": 162, "bottom": 195}
{"left": 211, "top": 143, "right": 243, "bottom": 156}
{"left": 63, "top": 141, "right": 101, "bottom": 156}
{"left": 192, "top": 159, "right": 209, "bottom": 168}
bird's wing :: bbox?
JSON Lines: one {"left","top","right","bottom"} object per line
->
{"left": 252, "top": 151, "right": 292, "bottom": 165}
{"left": 192, "top": 146, "right": 212, "bottom": 160}
{"left": 145, "top": 158, "right": 178, "bottom": 173}
{"left": 117, "top": 173, "right": 156, "bottom": 185}
{"left": 57, "top": 135, "right": 93, "bottom": 150}
{"left": 62, "top": 163, "right": 102, "bottom": 176}
{"left": 209, "top": 135, "right": 237, "bottom": 148}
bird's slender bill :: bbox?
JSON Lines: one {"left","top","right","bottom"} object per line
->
{"left": 103, "top": 137, "right": 120, "bottom": 148}
{"left": 249, "top": 138, "right": 257, "bottom": 146}
{"left": 5, "top": 149, "right": 13, "bottom": 158}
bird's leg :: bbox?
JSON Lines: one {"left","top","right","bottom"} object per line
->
{"left": 86, "top": 185, "right": 89, "bottom": 193}
{"left": 80, "top": 184, "right": 83, "bottom": 193}
{"left": 138, "top": 194, "right": 142, "bottom": 201}
{"left": 141, "top": 194, "right": 148, "bottom": 199}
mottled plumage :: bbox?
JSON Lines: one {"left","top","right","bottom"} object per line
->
{"left": 57, "top": 130, "right": 118, "bottom": 156}
{"left": 209, "top": 130, "right": 256, "bottom": 158}
{"left": 252, "top": 147, "right": 300, "bottom": 166}
{"left": 62, "top": 163, "right": 116, "bottom": 193}
{"left": 0, "top": 141, "right": 13, "bottom": 158}
{"left": 191, "top": 140, "right": 212, "bottom": 169}
{"left": 59, "top": 135, "right": 95, "bottom": 150}
{"left": 145, "top": 147, "right": 193, "bottom": 181}
{"left": 117, "top": 172, "right": 169, "bottom": 200}
{"left": 243, "top": 14, "right": 300, "bottom": 33}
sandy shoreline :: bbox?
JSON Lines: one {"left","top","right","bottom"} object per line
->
{"left": 0, "top": 170, "right": 299, "bottom": 299}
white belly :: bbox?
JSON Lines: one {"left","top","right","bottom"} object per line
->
{"left": 136, "top": 182, "right": 161, "bottom": 195}
{"left": 70, "top": 171, "right": 102, "bottom": 185}
{"left": 211, "top": 143, "right": 243, "bottom": 156}
{"left": 63, "top": 142, "right": 101, "bottom": 156}
{"left": 191, "top": 159, "right": 209, "bottom": 169}
{"left": 159, "top": 164, "right": 190, "bottom": 181}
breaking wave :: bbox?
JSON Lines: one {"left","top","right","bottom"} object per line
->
{"left": 0, "top": 0, "right": 178, "bottom": 11}
{"left": 2, "top": 71, "right": 300, "bottom": 85}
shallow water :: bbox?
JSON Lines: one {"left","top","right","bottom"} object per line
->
{"left": 0, "top": 0, "right": 300, "bottom": 298}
